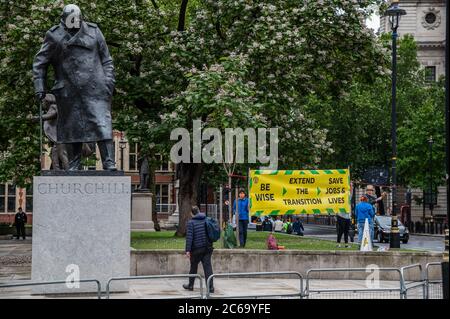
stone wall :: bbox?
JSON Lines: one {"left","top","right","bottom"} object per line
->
{"left": 131, "top": 249, "right": 444, "bottom": 281}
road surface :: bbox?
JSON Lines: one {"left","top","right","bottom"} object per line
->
{"left": 302, "top": 224, "right": 445, "bottom": 252}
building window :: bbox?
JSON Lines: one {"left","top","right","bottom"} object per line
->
{"left": 7, "top": 184, "right": 16, "bottom": 212}
{"left": 0, "top": 184, "right": 5, "bottom": 213}
{"left": 425, "top": 12, "right": 436, "bottom": 24}
{"left": 129, "top": 143, "right": 139, "bottom": 171}
{"left": 422, "top": 8, "right": 441, "bottom": 30}
{"left": 156, "top": 184, "right": 170, "bottom": 212}
{"left": 84, "top": 153, "right": 98, "bottom": 170}
{"left": 26, "top": 184, "right": 33, "bottom": 213}
{"left": 425, "top": 66, "right": 436, "bottom": 82}
{"left": 156, "top": 154, "right": 170, "bottom": 171}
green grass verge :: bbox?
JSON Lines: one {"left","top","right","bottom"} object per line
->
{"left": 131, "top": 231, "right": 361, "bottom": 251}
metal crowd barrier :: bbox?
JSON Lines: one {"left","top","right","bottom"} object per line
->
{"left": 1, "top": 264, "right": 445, "bottom": 299}
{"left": 304, "top": 267, "right": 406, "bottom": 299}
{"left": 425, "top": 262, "right": 443, "bottom": 299}
{"left": 0, "top": 279, "right": 102, "bottom": 299}
{"left": 205, "top": 271, "right": 303, "bottom": 299}
{"left": 105, "top": 274, "right": 204, "bottom": 299}
{"left": 400, "top": 264, "right": 426, "bottom": 299}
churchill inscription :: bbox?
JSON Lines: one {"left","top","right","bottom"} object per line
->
{"left": 37, "top": 182, "right": 130, "bottom": 195}
{"left": 32, "top": 176, "right": 131, "bottom": 294}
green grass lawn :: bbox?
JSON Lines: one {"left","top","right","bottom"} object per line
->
{"left": 131, "top": 231, "right": 361, "bottom": 251}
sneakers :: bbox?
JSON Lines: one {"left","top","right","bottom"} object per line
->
{"left": 183, "top": 284, "right": 215, "bottom": 293}
{"left": 182, "top": 284, "right": 193, "bottom": 291}
{"left": 336, "top": 244, "right": 342, "bottom": 248}
{"left": 345, "top": 244, "right": 350, "bottom": 248}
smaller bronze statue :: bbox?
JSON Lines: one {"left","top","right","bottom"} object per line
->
{"left": 32, "top": 94, "right": 69, "bottom": 170}
{"left": 32, "top": 94, "right": 96, "bottom": 170}
{"left": 137, "top": 155, "right": 150, "bottom": 191}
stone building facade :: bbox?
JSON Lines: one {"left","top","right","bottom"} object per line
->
{"left": 380, "top": 0, "right": 446, "bottom": 80}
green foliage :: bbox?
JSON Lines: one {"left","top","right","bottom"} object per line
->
{"left": 145, "top": 0, "right": 386, "bottom": 171}
{"left": 131, "top": 230, "right": 360, "bottom": 250}
{"left": 397, "top": 81, "right": 445, "bottom": 189}
{"left": 163, "top": 56, "right": 265, "bottom": 142}
{"left": 2, "top": 0, "right": 428, "bottom": 191}
{"left": 0, "top": 0, "right": 179, "bottom": 185}
{"left": 306, "top": 33, "right": 446, "bottom": 188}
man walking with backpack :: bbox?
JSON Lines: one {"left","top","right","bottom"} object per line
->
{"left": 184, "top": 206, "right": 215, "bottom": 293}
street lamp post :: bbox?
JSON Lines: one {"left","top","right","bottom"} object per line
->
{"left": 385, "top": 0, "right": 406, "bottom": 249}
{"left": 442, "top": 0, "right": 449, "bottom": 301}
{"left": 428, "top": 136, "right": 435, "bottom": 233}
{"left": 119, "top": 134, "right": 127, "bottom": 171}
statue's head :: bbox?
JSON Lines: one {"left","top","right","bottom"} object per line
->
{"left": 43, "top": 93, "right": 56, "bottom": 109}
{"left": 61, "top": 4, "right": 82, "bottom": 30}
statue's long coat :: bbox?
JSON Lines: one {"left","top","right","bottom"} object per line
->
{"left": 33, "top": 21, "right": 115, "bottom": 143}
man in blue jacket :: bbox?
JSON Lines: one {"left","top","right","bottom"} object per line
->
{"left": 184, "top": 206, "right": 214, "bottom": 293}
{"left": 233, "top": 189, "right": 250, "bottom": 247}
{"left": 356, "top": 195, "right": 375, "bottom": 243}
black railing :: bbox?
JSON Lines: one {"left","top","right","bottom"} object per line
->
{"left": 410, "top": 219, "right": 448, "bottom": 235}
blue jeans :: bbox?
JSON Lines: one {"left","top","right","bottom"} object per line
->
{"left": 358, "top": 220, "right": 374, "bottom": 243}
{"left": 238, "top": 220, "right": 249, "bottom": 247}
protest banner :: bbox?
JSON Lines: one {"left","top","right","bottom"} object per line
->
{"left": 249, "top": 169, "right": 351, "bottom": 216}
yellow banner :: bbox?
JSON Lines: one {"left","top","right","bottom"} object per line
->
{"left": 249, "top": 169, "right": 350, "bottom": 216}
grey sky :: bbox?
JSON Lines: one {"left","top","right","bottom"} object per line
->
{"left": 366, "top": 12, "right": 381, "bottom": 31}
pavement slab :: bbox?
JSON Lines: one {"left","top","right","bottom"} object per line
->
{"left": 0, "top": 238, "right": 435, "bottom": 299}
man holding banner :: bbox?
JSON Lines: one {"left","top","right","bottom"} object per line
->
{"left": 355, "top": 196, "right": 375, "bottom": 243}
{"left": 233, "top": 189, "right": 250, "bottom": 247}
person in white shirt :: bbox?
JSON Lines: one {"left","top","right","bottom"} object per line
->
{"left": 274, "top": 216, "right": 284, "bottom": 232}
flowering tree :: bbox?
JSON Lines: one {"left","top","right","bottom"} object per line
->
{"left": 0, "top": 0, "right": 187, "bottom": 184}
{"left": 1, "top": 0, "right": 387, "bottom": 236}
{"left": 153, "top": 0, "right": 386, "bottom": 234}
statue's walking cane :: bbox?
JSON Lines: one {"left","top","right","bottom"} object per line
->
{"left": 39, "top": 98, "right": 43, "bottom": 170}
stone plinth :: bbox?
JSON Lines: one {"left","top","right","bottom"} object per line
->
{"left": 168, "top": 212, "right": 179, "bottom": 224}
{"left": 31, "top": 175, "right": 131, "bottom": 294}
{"left": 131, "top": 191, "right": 154, "bottom": 232}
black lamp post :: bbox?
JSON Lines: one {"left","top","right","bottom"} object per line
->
{"left": 385, "top": 0, "right": 406, "bottom": 249}
{"left": 119, "top": 133, "right": 127, "bottom": 171}
{"left": 428, "top": 136, "right": 435, "bottom": 233}
{"left": 442, "top": 0, "right": 449, "bottom": 301}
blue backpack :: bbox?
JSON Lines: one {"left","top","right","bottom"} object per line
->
{"left": 205, "top": 217, "right": 221, "bottom": 242}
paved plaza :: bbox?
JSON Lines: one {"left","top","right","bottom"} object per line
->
{"left": 0, "top": 239, "right": 428, "bottom": 299}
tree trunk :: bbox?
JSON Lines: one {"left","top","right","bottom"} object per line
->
{"left": 148, "top": 156, "right": 160, "bottom": 231}
{"left": 178, "top": 0, "right": 189, "bottom": 32}
{"left": 176, "top": 162, "right": 202, "bottom": 236}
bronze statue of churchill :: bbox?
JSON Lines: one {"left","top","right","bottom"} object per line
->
{"left": 33, "top": 4, "right": 116, "bottom": 171}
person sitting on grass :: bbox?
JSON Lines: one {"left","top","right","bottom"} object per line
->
{"left": 266, "top": 233, "right": 285, "bottom": 250}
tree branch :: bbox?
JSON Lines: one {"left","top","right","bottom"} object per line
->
{"left": 215, "top": 20, "right": 226, "bottom": 41}
{"left": 178, "top": 0, "right": 189, "bottom": 31}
